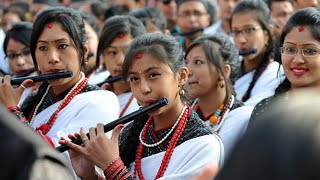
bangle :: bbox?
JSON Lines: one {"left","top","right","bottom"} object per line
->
{"left": 7, "top": 105, "right": 20, "bottom": 111}
{"left": 104, "top": 157, "right": 123, "bottom": 178}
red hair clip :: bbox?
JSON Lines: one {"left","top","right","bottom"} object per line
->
{"left": 297, "top": 26, "right": 304, "bottom": 32}
{"left": 47, "top": 23, "right": 54, "bottom": 29}
{"left": 136, "top": 53, "right": 143, "bottom": 59}
{"left": 118, "top": 33, "right": 125, "bottom": 39}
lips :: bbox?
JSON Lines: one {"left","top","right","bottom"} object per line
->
{"left": 141, "top": 99, "right": 157, "bottom": 107}
{"left": 291, "top": 67, "right": 309, "bottom": 76}
{"left": 46, "top": 69, "right": 65, "bottom": 74}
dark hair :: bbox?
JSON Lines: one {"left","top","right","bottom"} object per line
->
{"left": 231, "top": 0, "right": 274, "bottom": 102}
{"left": 23, "top": 7, "right": 87, "bottom": 118}
{"left": 96, "top": 15, "right": 146, "bottom": 68}
{"left": 104, "top": 5, "right": 130, "bottom": 20}
{"left": 185, "top": 35, "right": 240, "bottom": 98}
{"left": 3, "top": 22, "right": 33, "bottom": 56}
{"left": 122, "top": 33, "right": 185, "bottom": 81}
{"left": 81, "top": 12, "right": 99, "bottom": 34}
{"left": 129, "top": 7, "right": 167, "bottom": 33}
{"left": 30, "top": 7, "right": 87, "bottom": 68}
{"left": 215, "top": 92, "right": 320, "bottom": 180}
{"left": 120, "top": 33, "right": 184, "bottom": 167}
{"left": 176, "top": 0, "right": 216, "bottom": 25}
{"left": 275, "top": 7, "right": 320, "bottom": 95}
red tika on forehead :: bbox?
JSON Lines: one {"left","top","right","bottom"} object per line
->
{"left": 47, "top": 23, "right": 54, "bottom": 29}
{"left": 298, "top": 26, "right": 304, "bottom": 32}
{"left": 136, "top": 53, "right": 143, "bottom": 59}
{"left": 118, "top": 33, "right": 125, "bottom": 39}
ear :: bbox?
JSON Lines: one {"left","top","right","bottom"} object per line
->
{"left": 83, "top": 44, "right": 89, "bottom": 58}
{"left": 222, "top": 64, "right": 231, "bottom": 79}
{"left": 178, "top": 67, "right": 189, "bottom": 86}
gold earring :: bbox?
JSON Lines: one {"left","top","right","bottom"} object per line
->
{"left": 219, "top": 81, "right": 224, "bottom": 88}
{"left": 179, "top": 88, "right": 185, "bottom": 97}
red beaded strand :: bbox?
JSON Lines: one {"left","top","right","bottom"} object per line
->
{"left": 134, "top": 106, "right": 191, "bottom": 180}
{"left": 35, "top": 78, "right": 88, "bottom": 135}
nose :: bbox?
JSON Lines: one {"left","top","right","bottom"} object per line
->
{"left": 15, "top": 56, "right": 26, "bottom": 67}
{"left": 235, "top": 33, "right": 247, "bottom": 44}
{"left": 292, "top": 51, "right": 305, "bottom": 64}
{"left": 140, "top": 77, "right": 151, "bottom": 94}
{"left": 47, "top": 48, "right": 60, "bottom": 64}
{"left": 115, "top": 53, "right": 125, "bottom": 66}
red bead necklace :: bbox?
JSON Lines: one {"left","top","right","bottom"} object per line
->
{"left": 30, "top": 74, "right": 88, "bottom": 135}
{"left": 134, "top": 106, "right": 191, "bottom": 180}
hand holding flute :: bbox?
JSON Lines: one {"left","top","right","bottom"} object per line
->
{"left": 58, "top": 98, "right": 169, "bottom": 178}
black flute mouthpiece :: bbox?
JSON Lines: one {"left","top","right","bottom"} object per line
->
{"left": 97, "top": 76, "right": 123, "bottom": 87}
{"left": 11, "top": 71, "right": 73, "bottom": 85}
{"left": 239, "top": 48, "right": 257, "bottom": 56}
{"left": 56, "top": 97, "right": 169, "bottom": 152}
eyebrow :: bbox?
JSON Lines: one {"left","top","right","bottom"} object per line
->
{"left": 284, "top": 42, "right": 319, "bottom": 46}
{"left": 7, "top": 47, "right": 30, "bottom": 53}
{"left": 127, "top": 66, "right": 160, "bottom": 76}
{"left": 37, "top": 38, "right": 69, "bottom": 44}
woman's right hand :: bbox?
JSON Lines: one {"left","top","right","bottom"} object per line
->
{"left": 0, "top": 75, "right": 33, "bottom": 107}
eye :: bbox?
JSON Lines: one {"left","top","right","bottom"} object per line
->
{"left": 58, "top": 44, "right": 68, "bottom": 49}
{"left": 195, "top": 59, "right": 203, "bottom": 65}
{"left": 38, "top": 46, "right": 47, "bottom": 51}
{"left": 303, "top": 48, "right": 320, "bottom": 56}
{"left": 285, "top": 47, "right": 297, "bottom": 53}
{"left": 244, "top": 27, "right": 255, "bottom": 34}
{"left": 107, "top": 51, "right": 116, "bottom": 56}
{"left": 148, "top": 73, "right": 160, "bottom": 79}
{"left": 128, "top": 76, "right": 139, "bottom": 83}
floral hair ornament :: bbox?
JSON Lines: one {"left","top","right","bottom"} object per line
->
{"left": 118, "top": 33, "right": 125, "bottom": 39}
{"left": 297, "top": 26, "right": 304, "bottom": 32}
{"left": 136, "top": 53, "right": 143, "bottom": 59}
{"left": 47, "top": 23, "right": 54, "bottom": 29}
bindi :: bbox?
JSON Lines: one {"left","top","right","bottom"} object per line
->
{"left": 47, "top": 23, "right": 54, "bottom": 29}
{"left": 297, "top": 26, "right": 304, "bottom": 32}
{"left": 118, "top": 33, "right": 125, "bottom": 39}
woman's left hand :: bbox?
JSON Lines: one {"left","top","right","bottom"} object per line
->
{"left": 65, "top": 123, "right": 124, "bottom": 170}
{"left": 0, "top": 75, "right": 33, "bottom": 107}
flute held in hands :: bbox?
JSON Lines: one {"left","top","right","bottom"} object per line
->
{"left": 11, "top": 71, "right": 73, "bottom": 85}
{"left": 56, "top": 97, "right": 169, "bottom": 153}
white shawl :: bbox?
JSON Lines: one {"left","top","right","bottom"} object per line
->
{"left": 129, "top": 134, "right": 224, "bottom": 180}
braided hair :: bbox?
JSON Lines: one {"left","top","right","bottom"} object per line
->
{"left": 231, "top": 0, "right": 274, "bottom": 102}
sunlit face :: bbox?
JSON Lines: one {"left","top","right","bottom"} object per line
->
{"left": 101, "top": 34, "right": 133, "bottom": 77}
{"left": 217, "top": 0, "right": 239, "bottom": 21}
{"left": 282, "top": 26, "right": 320, "bottom": 89}
{"left": 126, "top": 54, "right": 183, "bottom": 116}
{"left": 176, "top": 1, "right": 210, "bottom": 39}
{"left": 186, "top": 45, "right": 220, "bottom": 100}
{"left": 231, "top": 12, "right": 269, "bottom": 61}
{"left": 6, "top": 39, "right": 34, "bottom": 76}
{"left": 271, "top": 1, "right": 294, "bottom": 32}
{"left": 35, "top": 22, "right": 87, "bottom": 91}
